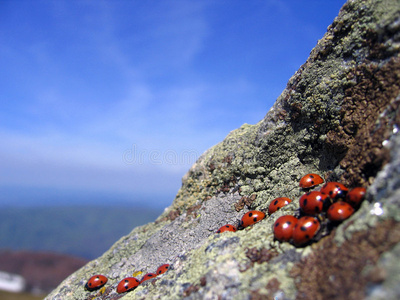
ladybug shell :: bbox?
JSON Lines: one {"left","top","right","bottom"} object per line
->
{"left": 140, "top": 273, "right": 157, "bottom": 283}
{"left": 239, "top": 210, "right": 266, "bottom": 228}
{"left": 116, "top": 277, "right": 140, "bottom": 294}
{"left": 156, "top": 264, "right": 170, "bottom": 275}
{"left": 85, "top": 274, "right": 108, "bottom": 291}
{"left": 299, "top": 173, "right": 324, "bottom": 188}
{"left": 273, "top": 215, "right": 298, "bottom": 242}
{"left": 327, "top": 201, "right": 355, "bottom": 222}
{"left": 268, "top": 197, "right": 292, "bottom": 214}
{"left": 299, "top": 191, "right": 328, "bottom": 215}
{"left": 346, "top": 187, "right": 366, "bottom": 207}
{"left": 292, "top": 216, "right": 320, "bottom": 246}
{"left": 320, "top": 182, "right": 348, "bottom": 200}
{"left": 217, "top": 224, "right": 237, "bottom": 233}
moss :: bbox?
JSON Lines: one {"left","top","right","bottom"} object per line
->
{"left": 290, "top": 219, "right": 400, "bottom": 300}
{"left": 328, "top": 58, "right": 400, "bottom": 187}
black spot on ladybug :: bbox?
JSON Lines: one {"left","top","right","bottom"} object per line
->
{"left": 249, "top": 212, "right": 253, "bottom": 217}
{"left": 300, "top": 226, "right": 307, "bottom": 231}
{"left": 275, "top": 222, "right": 280, "bottom": 227}
{"left": 253, "top": 217, "right": 258, "bottom": 222}
{"left": 303, "top": 199, "right": 308, "bottom": 206}
{"left": 274, "top": 200, "right": 278, "bottom": 205}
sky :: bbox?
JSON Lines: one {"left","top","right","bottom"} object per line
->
{"left": 0, "top": 0, "right": 346, "bottom": 208}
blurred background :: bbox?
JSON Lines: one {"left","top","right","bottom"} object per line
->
{"left": 0, "top": 0, "right": 345, "bottom": 298}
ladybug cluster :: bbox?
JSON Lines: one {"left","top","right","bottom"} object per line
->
{"left": 273, "top": 173, "right": 366, "bottom": 246}
{"left": 84, "top": 264, "right": 170, "bottom": 295}
{"left": 216, "top": 173, "right": 366, "bottom": 248}
{"left": 84, "top": 173, "right": 366, "bottom": 295}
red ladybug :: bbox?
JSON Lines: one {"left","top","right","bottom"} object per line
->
{"left": 239, "top": 210, "right": 266, "bottom": 228}
{"left": 156, "top": 264, "right": 170, "bottom": 275}
{"left": 320, "top": 182, "right": 348, "bottom": 200}
{"left": 292, "top": 216, "right": 320, "bottom": 246}
{"left": 299, "top": 191, "right": 328, "bottom": 215}
{"left": 116, "top": 277, "right": 140, "bottom": 294}
{"left": 273, "top": 215, "right": 298, "bottom": 242}
{"left": 216, "top": 224, "right": 237, "bottom": 233}
{"left": 84, "top": 275, "right": 108, "bottom": 291}
{"left": 268, "top": 197, "right": 292, "bottom": 214}
{"left": 299, "top": 173, "right": 324, "bottom": 188}
{"left": 327, "top": 201, "right": 354, "bottom": 222}
{"left": 140, "top": 273, "right": 157, "bottom": 283}
{"left": 346, "top": 187, "right": 366, "bottom": 207}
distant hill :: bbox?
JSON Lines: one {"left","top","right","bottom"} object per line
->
{"left": 0, "top": 289, "right": 44, "bottom": 300}
{"left": 0, "top": 205, "right": 162, "bottom": 259}
{"left": 0, "top": 250, "right": 88, "bottom": 294}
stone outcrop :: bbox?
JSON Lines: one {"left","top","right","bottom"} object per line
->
{"left": 46, "top": 0, "right": 400, "bottom": 299}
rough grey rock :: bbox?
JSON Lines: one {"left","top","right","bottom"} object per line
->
{"left": 46, "top": 0, "right": 400, "bottom": 299}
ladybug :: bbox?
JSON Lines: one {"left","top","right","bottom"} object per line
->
{"left": 268, "top": 197, "right": 292, "bottom": 214}
{"left": 84, "top": 274, "right": 108, "bottom": 291}
{"left": 292, "top": 216, "right": 320, "bottom": 246}
{"left": 140, "top": 273, "right": 157, "bottom": 283}
{"left": 299, "top": 173, "right": 324, "bottom": 188}
{"left": 320, "top": 182, "right": 348, "bottom": 200}
{"left": 299, "top": 191, "right": 328, "bottom": 215}
{"left": 327, "top": 201, "right": 354, "bottom": 222}
{"left": 239, "top": 210, "right": 266, "bottom": 228}
{"left": 346, "top": 187, "right": 366, "bottom": 207}
{"left": 216, "top": 224, "right": 237, "bottom": 233}
{"left": 116, "top": 277, "right": 140, "bottom": 294}
{"left": 156, "top": 264, "right": 170, "bottom": 275}
{"left": 273, "top": 215, "right": 298, "bottom": 242}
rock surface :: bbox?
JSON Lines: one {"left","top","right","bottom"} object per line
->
{"left": 46, "top": 0, "right": 400, "bottom": 299}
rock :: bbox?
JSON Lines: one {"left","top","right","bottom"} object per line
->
{"left": 45, "top": 0, "right": 400, "bottom": 299}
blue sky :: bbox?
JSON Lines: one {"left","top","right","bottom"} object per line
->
{"left": 0, "top": 0, "right": 346, "bottom": 208}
